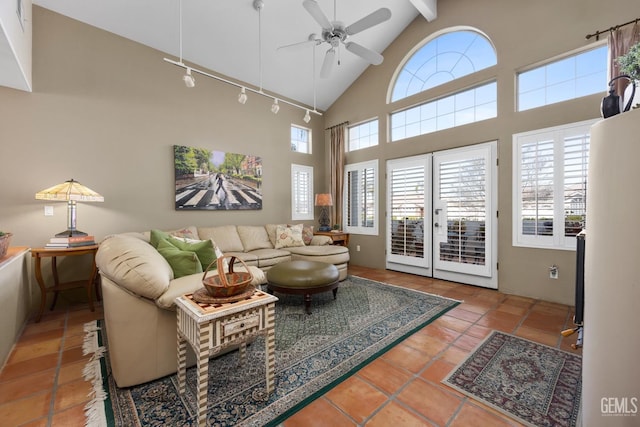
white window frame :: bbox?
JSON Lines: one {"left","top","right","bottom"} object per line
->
{"left": 291, "top": 124, "right": 312, "bottom": 154}
{"left": 291, "top": 164, "right": 314, "bottom": 220}
{"left": 348, "top": 119, "right": 379, "bottom": 152}
{"left": 343, "top": 159, "right": 379, "bottom": 236}
{"left": 513, "top": 119, "right": 597, "bottom": 250}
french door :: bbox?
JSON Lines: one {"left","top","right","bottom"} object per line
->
{"left": 386, "top": 142, "right": 497, "bottom": 289}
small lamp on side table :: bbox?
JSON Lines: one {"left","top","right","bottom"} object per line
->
{"left": 315, "top": 193, "right": 333, "bottom": 232}
{"left": 35, "top": 179, "right": 104, "bottom": 237}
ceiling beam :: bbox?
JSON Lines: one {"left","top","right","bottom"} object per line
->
{"left": 409, "top": 0, "right": 437, "bottom": 22}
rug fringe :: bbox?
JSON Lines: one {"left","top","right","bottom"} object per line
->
{"left": 82, "top": 321, "right": 108, "bottom": 427}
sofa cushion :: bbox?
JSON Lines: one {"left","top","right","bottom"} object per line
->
{"left": 302, "top": 225, "right": 314, "bottom": 245}
{"left": 275, "top": 224, "right": 305, "bottom": 249}
{"left": 96, "top": 235, "right": 172, "bottom": 300}
{"left": 237, "top": 226, "right": 273, "bottom": 252}
{"left": 265, "top": 224, "right": 280, "bottom": 247}
{"left": 197, "top": 226, "right": 244, "bottom": 252}
{"left": 248, "top": 248, "right": 292, "bottom": 268}
{"left": 149, "top": 228, "right": 199, "bottom": 248}
{"left": 156, "top": 239, "right": 204, "bottom": 278}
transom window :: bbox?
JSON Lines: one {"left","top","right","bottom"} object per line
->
{"left": 348, "top": 119, "right": 379, "bottom": 152}
{"left": 390, "top": 81, "right": 497, "bottom": 142}
{"left": 517, "top": 45, "right": 608, "bottom": 111}
{"left": 391, "top": 30, "right": 496, "bottom": 102}
{"left": 291, "top": 125, "right": 311, "bottom": 153}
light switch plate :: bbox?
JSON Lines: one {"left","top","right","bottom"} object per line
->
{"left": 44, "top": 206, "right": 54, "bottom": 216}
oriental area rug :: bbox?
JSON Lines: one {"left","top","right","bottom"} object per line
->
{"left": 83, "top": 275, "right": 459, "bottom": 426}
{"left": 443, "top": 330, "right": 582, "bottom": 427}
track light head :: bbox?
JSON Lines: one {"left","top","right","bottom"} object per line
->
{"left": 183, "top": 68, "right": 195, "bottom": 88}
{"left": 271, "top": 99, "right": 280, "bottom": 114}
{"left": 238, "top": 87, "right": 248, "bottom": 104}
{"left": 303, "top": 110, "right": 311, "bottom": 123}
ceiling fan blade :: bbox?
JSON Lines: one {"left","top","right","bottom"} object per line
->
{"left": 345, "top": 8, "right": 392, "bottom": 35}
{"left": 303, "top": 0, "right": 332, "bottom": 30}
{"left": 345, "top": 42, "right": 384, "bottom": 65}
{"left": 278, "top": 37, "right": 320, "bottom": 51}
{"left": 320, "top": 48, "right": 336, "bottom": 79}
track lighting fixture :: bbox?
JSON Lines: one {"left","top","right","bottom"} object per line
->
{"left": 238, "top": 87, "right": 248, "bottom": 104}
{"left": 183, "top": 68, "right": 195, "bottom": 88}
{"left": 303, "top": 109, "right": 311, "bottom": 123}
{"left": 271, "top": 99, "right": 280, "bottom": 114}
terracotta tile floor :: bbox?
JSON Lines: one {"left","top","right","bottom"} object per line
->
{"left": 0, "top": 266, "right": 582, "bottom": 426}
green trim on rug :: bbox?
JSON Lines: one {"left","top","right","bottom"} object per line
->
{"left": 265, "top": 281, "right": 460, "bottom": 426}
{"left": 443, "top": 330, "right": 582, "bottom": 427}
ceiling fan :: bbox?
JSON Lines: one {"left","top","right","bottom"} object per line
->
{"left": 281, "top": 0, "right": 392, "bottom": 78}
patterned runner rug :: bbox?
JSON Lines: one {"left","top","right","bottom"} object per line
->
{"left": 84, "top": 275, "right": 459, "bottom": 426}
{"left": 443, "top": 330, "right": 582, "bottom": 427}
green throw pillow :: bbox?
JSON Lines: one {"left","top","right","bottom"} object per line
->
{"left": 150, "top": 229, "right": 171, "bottom": 248}
{"left": 167, "top": 236, "right": 217, "bottom": 271}
{"left": 156, "top": 239, "right": 203, "bottom": 278}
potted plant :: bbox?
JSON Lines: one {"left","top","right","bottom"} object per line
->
{"left": 0, "top": 231, "right": 12, "bottom": 258}
{"left": 616, "top": 41, "right": 640, "bottom": 109}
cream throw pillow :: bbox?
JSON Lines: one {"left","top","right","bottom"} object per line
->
{"left": 275, "top": 224, "right": 305, "bottom": 249}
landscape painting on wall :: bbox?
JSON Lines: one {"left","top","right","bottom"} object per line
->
{"left": 174, "top": 144, "right": 262, "bottom": 210}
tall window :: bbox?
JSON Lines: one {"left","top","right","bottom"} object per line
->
{"left": 517, "top": 45, "right": 608, "bottom": 111}
{"left": 291, "top": 125, "right": 311, "bottom": 153}
{"left": 344, "top": 160, "right": 378, "bottom": 235}
{"left": 348, "top": 119, "right": 379, "bottom": 151}
{"left": 391, "top": 30, "right": 496, "bottom": 102}
{"left": 513, "top": 119, "right": 596, "bottom": 250}
{"left": 391, "top": 82, "right": 497, "bottom": 142}
{"left": 291, "top": 164, "right": 313, "bottom": 220}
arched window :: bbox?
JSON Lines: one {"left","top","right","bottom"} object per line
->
{"left": 391, "top": 30, "right": 496, "bottom": 102}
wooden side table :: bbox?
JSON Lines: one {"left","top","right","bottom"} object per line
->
{"left": 176, "top": 290, "right": 278, "bottom": 427}
{"left": 314, "top": 231, "right": 350, "bottom": 246}
{"left": 31, "top": 245, "right": 99, "bottom": 322}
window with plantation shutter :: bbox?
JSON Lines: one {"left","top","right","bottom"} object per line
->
{"left": 389, "top": 165, "right": 425, "bottom": 258}
{"left": 513, "top": 119, "right": 596, "bottom": 250}
{"left": 291, "top": 164, "right": 313, "bottom": 220}
{"left": 344, "top": 160, "right": 378, "bottom": 235}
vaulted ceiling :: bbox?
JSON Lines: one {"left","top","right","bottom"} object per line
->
{"left": 31, "top": 0, "right": 437, "bottom": 110}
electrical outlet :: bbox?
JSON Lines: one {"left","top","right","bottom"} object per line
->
{"left": 356, "top": 245, "right": 361, "bottom": 252}
{"left": 44, "top": 206, "right": 54, "bottom": 216}
{"left": 549, "top": 265, "right": 558, "bottom": 279}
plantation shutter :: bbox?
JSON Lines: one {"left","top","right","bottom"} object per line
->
{"left": 344, "top": 160, "right": 378, "bottom": 235}
{"left": 389, "top": 165, "right": 425, "bottom": 257}
{"left": 563, "top": 134, "right": 589, "bottom": 237}
{"left": 520, "top": 138, "right": 555, "bottom": 237}
{"left": 291, "top": 164, "right": 313, "bottom": 220}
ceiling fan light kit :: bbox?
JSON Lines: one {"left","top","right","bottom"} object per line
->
{"left": 165, "top": 0, "right": 321, "bottom": 123}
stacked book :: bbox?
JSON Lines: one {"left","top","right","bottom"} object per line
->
{"left": 45, "top": 235, "right": 96, "bottom": 249}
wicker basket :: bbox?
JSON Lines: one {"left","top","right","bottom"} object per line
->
{"left": 0, "top": 233, "right": 12, "bottom": 259}
{"left": 202, "top": 255, "right": 253, "bottom": 298}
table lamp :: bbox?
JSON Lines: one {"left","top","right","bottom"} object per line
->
{"left": 35, "top": 179, "right": 104, "bottom": 237}
{"left": 315, "top": 193, "right": 333, "bottom": 232}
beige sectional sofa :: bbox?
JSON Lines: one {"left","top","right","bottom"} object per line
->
{"left": 95, "top": 224, "right": 349, "bottom": 387}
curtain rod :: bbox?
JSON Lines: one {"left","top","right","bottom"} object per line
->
{"left": 325, "top": 121, "right": 349, "bottom": 131}
{"left": 585, "top": 17, "right": 639, "bottom": 40}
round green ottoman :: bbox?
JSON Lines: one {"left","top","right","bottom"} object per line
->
{"left": 266, "top": 260, "right": 339, "bottom": 314}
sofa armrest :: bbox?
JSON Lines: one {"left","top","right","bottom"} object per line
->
{"left": 310, "top": 235, "right": 332, "bottom": 246}
{"left": 96, "top": 235, "right": 173, "bottom": 300}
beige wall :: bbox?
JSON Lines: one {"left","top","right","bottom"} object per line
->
{"left": 1, "top": 3, "right": 637, "bottom": 306}
{"left": 0, "top": 7, "right": 326, "bottom": 250}
{"left": 324, "top": 0, "right": 638, "bottom": 304}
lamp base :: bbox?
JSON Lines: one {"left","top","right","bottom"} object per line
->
{"left": 318, "top": 226, "right": 332, "bottom": 232}
{"left": 55, "top": 229, "right": 88, "bottom": 238}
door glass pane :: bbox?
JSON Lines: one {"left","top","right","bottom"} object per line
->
{"left": 390, "top": 166, "right": 425, "bottom": 258}
{"left": 439, "top": 157, "right": 486, "bottom": 265}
